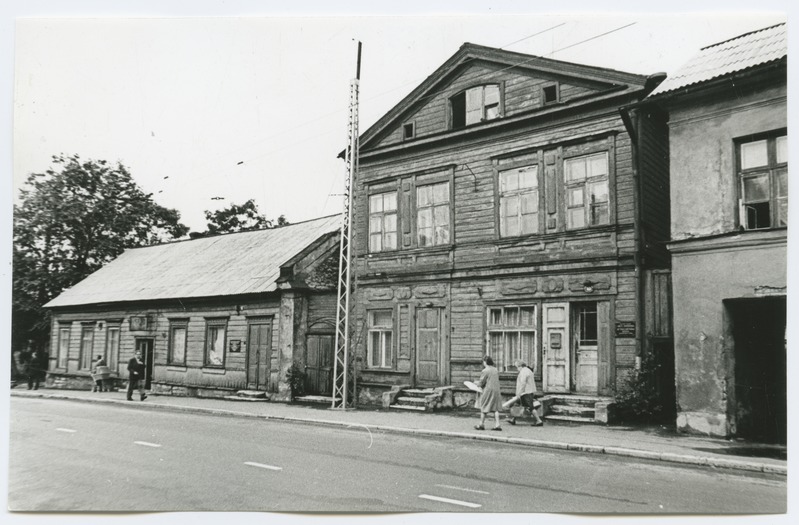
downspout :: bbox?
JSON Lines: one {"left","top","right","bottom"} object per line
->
{"left": 619, "top": 103, "right": 644, "bottom": 371}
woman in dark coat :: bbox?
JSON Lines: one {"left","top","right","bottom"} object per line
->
{"left": 475, "top": 355, "right": 503, "bottom": 431}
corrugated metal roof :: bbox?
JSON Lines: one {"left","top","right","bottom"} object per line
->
{"left": 649, "top": 23, "right": 786, "bottom": 97}
{"left": 45, "top": 215, "right": 340, "bottom": 308}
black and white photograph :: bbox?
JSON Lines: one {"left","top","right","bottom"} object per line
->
{"left": 2, "top": 1, "right": 794, "bottom": 523}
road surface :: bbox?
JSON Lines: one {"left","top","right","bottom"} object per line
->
{"left": 8, "top": 397, "right": 786, "bottom": 513}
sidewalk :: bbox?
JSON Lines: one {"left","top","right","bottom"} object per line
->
{"left": 11, "top": 388, "right": 787, "bottom": 475}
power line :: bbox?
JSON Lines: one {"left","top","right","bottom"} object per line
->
{"left": 545, "top": 22, "right": 637, "bottom": 57}
{"left": 500, "top": 23, "right": 566, "bottom": 49}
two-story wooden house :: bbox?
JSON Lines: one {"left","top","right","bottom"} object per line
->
{"left": 644, "top": 24, "right": 787, "bottom": 442}
{"left": 350, "top": 43, "right": 672, "bottom": 420}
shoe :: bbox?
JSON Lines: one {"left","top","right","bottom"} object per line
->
{"left": 127, "top": 397, "right": 133, "bottom": 401}
{"left": 532, "top": 422, "right": 544, "bottom": 427}
{"left": 474, "top": 425, "right": 485, "bottom": 431}
{"left": 507, "top": 419, "right": 516, "bottom": 425}
{"left": 491, "top": 427, "right": 502, "bottom": 431}
{"left": 140, "top": 394, "right": 148, "bottom": 401}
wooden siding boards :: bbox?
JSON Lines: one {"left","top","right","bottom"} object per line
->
{"left": 351, "top": 43, "right": 665, "bottom": 400}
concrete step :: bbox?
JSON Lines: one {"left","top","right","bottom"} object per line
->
{"left": 402, "top": 389, "right": 436, "bottom": 398}
{"left": 549, "top": 404, "right": 595, "bottom": 418}
{"left": 544, "top": 395, "right": 611, "bottom": 407}
{"left": 396, "top": 396, "right": 427, "bottom": 405}
{"left": 389, "top": 404, "right": 426, "bottom": 411}
{"left": 544, "top": 414, "right": 602, "bottom": 424}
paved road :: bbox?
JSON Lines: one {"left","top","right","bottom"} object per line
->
{"left": 8, "top": 397, "right": 786, "bottom": 513}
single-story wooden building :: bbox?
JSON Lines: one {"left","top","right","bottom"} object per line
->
{"left": 43, "top": 215, "right": 340, "bottom": 400}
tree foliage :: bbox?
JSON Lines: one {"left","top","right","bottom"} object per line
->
{"left": 12, "top": 154, "right": 190, "bottom": 350}
{"left": 197, "top": 199, "right": 288, "bottom": 237}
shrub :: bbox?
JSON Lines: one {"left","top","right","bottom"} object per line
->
{"left": 286, "top": 361, "right": 306, "bottom": 399}
{"left": 614, "top": 352, "right": 668, "bottom": 424}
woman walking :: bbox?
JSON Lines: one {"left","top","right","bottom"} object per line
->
{"left": 474, "top": 355, "right": 503, "bottom": 431}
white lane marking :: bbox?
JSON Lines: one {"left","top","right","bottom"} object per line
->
{"left": 419, "top": 494, "right": 481, "bottom": 508}
{"left": 134, "top": 441, "right": 162, "bottom": 448}
{"left": 56, "top": 428, "right": 77, "bottom": 433}
{"left": 244, "top": 461, "right": 283, "bottom": 471}
{"left": 434, "top": 484, "right": 490, "bottom": 495}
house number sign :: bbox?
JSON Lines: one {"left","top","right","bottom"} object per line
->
{"left": 615, "top": 321, "right": 636, "bottom": 338}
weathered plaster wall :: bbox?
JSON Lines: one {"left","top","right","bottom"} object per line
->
{"left": 668, "top": 83, "right": 787, "bottom": 240}
{"left": 672, "top": 240, "right": 786, "bottom": 437}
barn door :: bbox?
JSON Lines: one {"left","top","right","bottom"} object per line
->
{"left": 543, "top": 303, "right": 569, "bottom": 392}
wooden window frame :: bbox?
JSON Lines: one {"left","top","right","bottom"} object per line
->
{"left": 497, "top": 163, "right": 541, "bottom": 238}
{"left": 573, "top": 302, "right": 599, "bottom": 347}
{"left": 736, "top": 130, "right": 788, "bottom": 231}
{"left": 56, "top": 323, "right": 71, "bottom": 370}
{"left": 415, "top": 180, "right": 451, "bottom": 248}
{"left": 485, "top": 304, "right": 537, "bottom": 373}
{"left": 564, "top": 151, "right": 610, "bottom": 230}
{"left": 104, "top": 323, "right": 121, "bottom": 373}
{"left": 403, "top": 121, "right": 416, "bottom": 140}
{"left": 79, "top": 323, "right": 95, "bottom": 371}
{"left": 168, "top": 319, "right": 189, "bottom": 366}
{"left": 204, "top": 318, "right": 228, "bottom": 368}
{"left": 366, "top": 308, "right": 395, "bottom": 370}
{"left": 542, "top": 83, "right": 559, "bottom": 106}
{"left": 368, "top": 191, "right": 399, "bottom": 253}
{"left": 449, "top": 83, "right": 505, "bottom": 129}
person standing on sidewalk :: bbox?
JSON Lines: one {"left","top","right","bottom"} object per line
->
{"left": 474, "top": 355, "right": 502, "bottom": 431}
{"left": 92, "top": 355, "right": 109, "bottom": 392}
{"left": 504, "top": 359, "right": 544, "bottom": 426}
{"left": 126, "top": 350, "right": 147, "bottom": 401}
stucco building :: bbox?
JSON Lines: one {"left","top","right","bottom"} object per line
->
{"left": 645, "top": 24, "right": 787, "bottom": 442}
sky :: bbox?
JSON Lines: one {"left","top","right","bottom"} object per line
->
{"left": 7, "top": 2, "right": 791, "bottom": 233}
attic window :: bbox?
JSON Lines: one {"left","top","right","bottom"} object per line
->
{"left": 403, "top": 122, "right": 415, "bottom": 140}
{"left": 543, "top": 84, "right": 559, "bottom": 105}
{"left": 450, "top": 84, "right": 502, "bottom": 129}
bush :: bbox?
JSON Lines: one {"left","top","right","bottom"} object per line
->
{"left": 286, "top": 361, "right": 306, "bottom": 399}
{"left": 615, "top": 353, "right": 667, "bottom": 424}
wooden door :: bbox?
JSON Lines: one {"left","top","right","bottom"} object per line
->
{"left": 543, "top": 303, "right": 569, "bottom": 393}
{"left": 574, "top": 303, "right": 599, "bottom": 394}
{"left": 304, "top": 334, "right": 334, "bottom": 396}
{"left": 246, "top": 322, "right": 271, "bottom": 390}
{"left": 416, "top": 308, "right": 441, "bottom": 387}
{"left": 135, "top": 339, "right": 154, "bottom": 390}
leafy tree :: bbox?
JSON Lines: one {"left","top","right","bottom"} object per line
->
{"left": 196, "top": 199, "right": 288, "bottom": 237}
{"left": 12, "top": 154, "right": 190, "bottom": 352}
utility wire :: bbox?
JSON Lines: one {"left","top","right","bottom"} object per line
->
{"left": 500, "top": 23, "right": 566, "bottom": 49}
{"left": 544, "top": 22, "right": 637, "bottom": 57}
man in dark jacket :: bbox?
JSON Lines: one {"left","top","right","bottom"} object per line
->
{"left": 127, "top": 350, "right": 147, "bottom": 401}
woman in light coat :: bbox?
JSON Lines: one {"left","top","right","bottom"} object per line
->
{"left": 475, "top": 355, "right": 503, "bottom": 431}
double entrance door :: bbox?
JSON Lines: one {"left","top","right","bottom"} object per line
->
{"left": 246, "top": 320, "right": 272, "bottom": 391}
{"left": 542, "top": 301, "right": 608, "bottom": 395}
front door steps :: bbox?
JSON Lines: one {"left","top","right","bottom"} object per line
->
{"left": 384, "top": 385, "right": 454, "bottom": 412}
{"left": 540, "top": 394, "right": 615, "bottom": 424}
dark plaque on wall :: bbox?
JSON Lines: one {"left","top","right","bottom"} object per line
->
{"left": 615, "top": 321, "right": 636, "bottom": 338}
{"left": 229, "top": 340, "right": 242, "bottom": 353}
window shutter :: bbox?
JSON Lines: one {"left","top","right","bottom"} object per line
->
{"left": 401, "top": 179, "right": 412, "bottom": 247}
{"left": 597, "top": 301, "right": 611, "bottom": 395}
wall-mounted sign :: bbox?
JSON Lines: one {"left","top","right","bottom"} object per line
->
{"left": 129, "top": 316, "right": 152, "bottom": 331}
{"left": 615, "top": 321, "right": 636, "bottom": 338}
{"left": 229, "top": 339, "right": 242, "bottom": 353}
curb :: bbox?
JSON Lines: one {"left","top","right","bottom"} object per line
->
{"left": 12, "top": 391, "right": 787, "bottom": 476}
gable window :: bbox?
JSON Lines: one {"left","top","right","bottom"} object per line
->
{"left": 564, "top": 152, "right": 609, "bottom": 229}
{"left": 416, "top": 181, "right": 450, "bottom": 247}
{"left": 499, "top": 165, "right": 539, "bottom": 237}
{"left": 403, "top": 122, "right": 415, "bottom": 140}
{"left": 205, "top": 319, "right": 227, "bottom": 367}
{"left": 57, "top": 324, "right": 71, "bottom": 369}
{"left": 105, "top": 324, "right": 121, "bottom": 373}
{"left": 487, "top": 305, "right": 537, "bottom": 373}
{"left": 80, "top": 324, "right": 95, "bottom": 370}
{"left": 367, "top": 309, "right": 393, "bottom": 369}
{"left": 739, "top": 133, "right": 788, "bottom": 230}
{"left": 169, "top": 320, "right": 188, "bottom": 365}
{"left": 451, "top": 84, "right": 502, "bottom": 129}
{"left": 369, "top": 192, "right": 398, "bottom": 252}
{"left": 542, "top": 84, "right": 559, "bottom": 105}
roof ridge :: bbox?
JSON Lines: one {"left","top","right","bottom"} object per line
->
{"left": 700, "top": 22, "right": 786, "bottom": 51}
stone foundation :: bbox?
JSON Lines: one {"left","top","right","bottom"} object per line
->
{"left": 677, "top": 410, "right": 729, "bottom": 438}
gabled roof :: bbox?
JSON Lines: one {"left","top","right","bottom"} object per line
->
{"left": 44, "top": 215, "right": 340, "bottom": 308}
{"left": 649, "top": 23, "right": 786, "bottom": 97}
{"left": 359, "top": 42, "right": 649, "bottom": 151}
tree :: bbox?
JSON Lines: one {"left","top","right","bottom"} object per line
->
{"left": 196, "top": 199, "right": 288, "bottom": 237}
{"left": 12, "top": 154, "right": 190, "bottom": 352}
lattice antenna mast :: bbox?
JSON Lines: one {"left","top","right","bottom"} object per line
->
{"left": 332, "top": 42, "right": 361, "bottom": 409}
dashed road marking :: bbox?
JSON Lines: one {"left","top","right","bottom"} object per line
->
{"left": 56, "top": 428, "right": 77, "bottom": 433}
{"left": 134, "top": 441, "right": 162, "bottom": 448}
{"left": 435, "top": 484, "right": 490, "bottom": 495}
{"left": 419, "top": 494, "right": 481, "bottom": 508}
{"left": 244, "top": 461, "right": 283, "bottom": 471}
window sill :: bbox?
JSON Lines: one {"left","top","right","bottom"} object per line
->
{"left": 201, "top": 367, "right": 226, "bottom": 375}
{"left": 365, "top": 245, "right": 453, "bottom": 259}
{"left": 361, "top": 368, "right": 407, "bottom": 375}
{"left": 166, "top": 365, "right": 188, "bottom": 371}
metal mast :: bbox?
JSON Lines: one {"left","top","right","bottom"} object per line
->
{"left": 332, "top": 42, "right": 361, "bottom": 409}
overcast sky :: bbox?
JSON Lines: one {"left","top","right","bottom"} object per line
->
{"left": 8, "top": 3, "right": 790, "bottom": 233}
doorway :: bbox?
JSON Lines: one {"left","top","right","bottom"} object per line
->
{"left": 727, "top": 297, "right": 786, "bottom": 443}
{"left": 305, "top": 333, "right": 334, "bottom": 396}
{"left": 573, "top": 302, "right": 599, "bottom": 394}
{"left": 135, "top": 338, "right": 154, "bottom": 390}
{"left": 542, "top": 303, "right": 569, "bottom": 392}
{"left": 416, "top": 308, "right": 442, "bottom": 387}
{"left": 246, "top": 320, "right": 272, "bottom": 391}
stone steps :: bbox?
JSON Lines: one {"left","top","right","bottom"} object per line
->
{"left": 544, "top": 414, "right": 604, "bottom": 424}
{"left": 389, "top": 404, "right": 426, "bottom": 411}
